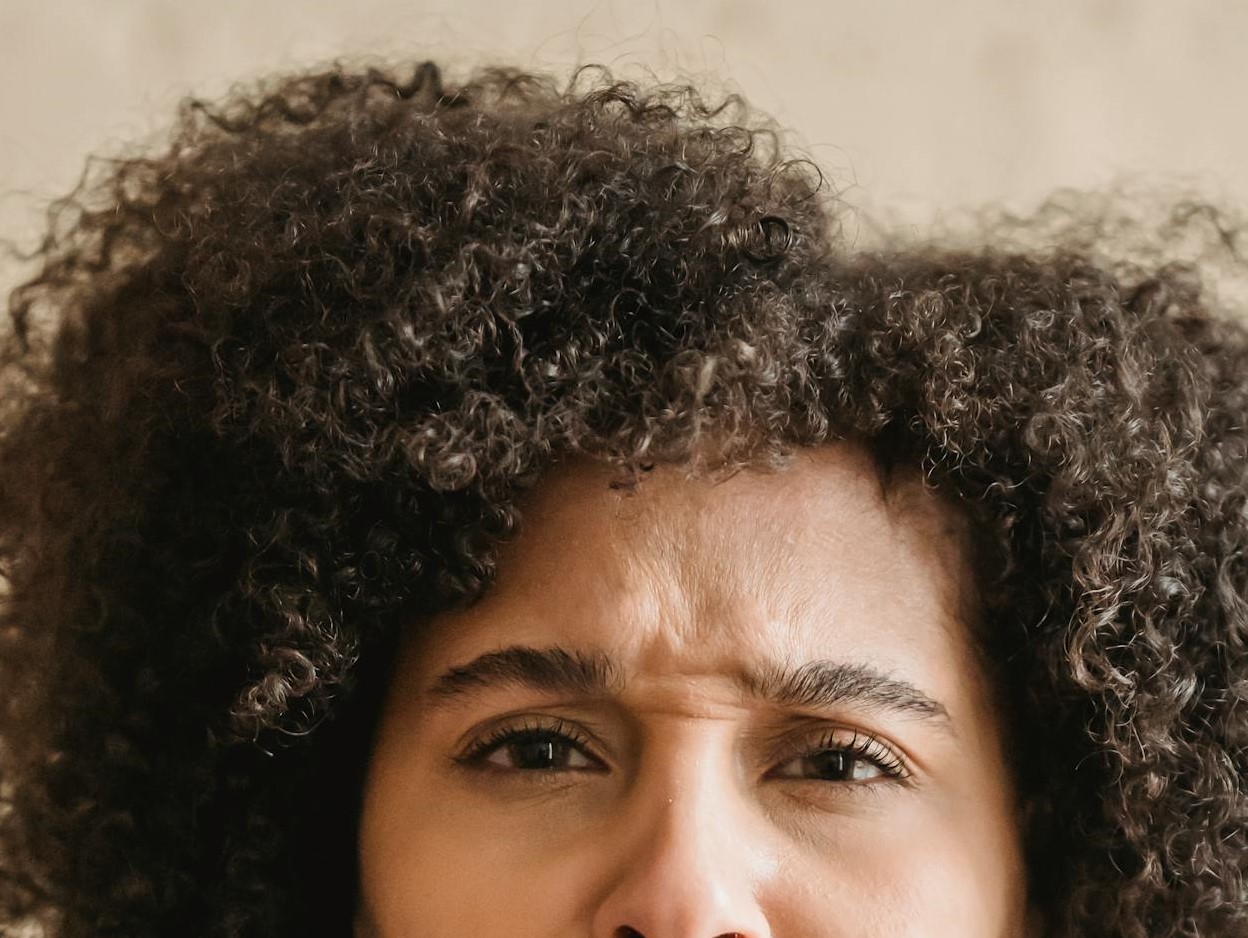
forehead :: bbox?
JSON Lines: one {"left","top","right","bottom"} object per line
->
{"left": 519, "top": 444, "right": 958, "bottom": 556}
{"left": 418, "top": 443, "right": 982, "bottom": 695}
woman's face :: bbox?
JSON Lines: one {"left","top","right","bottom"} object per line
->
{"left": 356, "top": 444, "right": 1033, "bottom": 937}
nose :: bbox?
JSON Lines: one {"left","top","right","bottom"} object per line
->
{"left": 590, "top": 750, "right": 773, "bottom": 938}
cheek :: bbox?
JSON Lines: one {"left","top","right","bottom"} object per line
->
{"left": 358, "top": 756, "right": 496, "bottom": 934}
{"left": 357, "top": 757, "right": 599, "bottom": 936}
{"left": 359, "top": 778, "right": 1026, "bottom": 938}
{"left": 769, "top": 802, "right": 1026, "bottom": 937}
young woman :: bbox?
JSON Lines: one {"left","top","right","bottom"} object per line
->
{"left": 1, "top": 61, "right": 1244, "bottom": 938}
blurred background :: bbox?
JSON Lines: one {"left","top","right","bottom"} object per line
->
{"left": 2, "top": 0, "right": 1245, "bottom": 267}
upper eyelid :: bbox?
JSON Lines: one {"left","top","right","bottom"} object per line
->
{"left": 771, "top": 728, "right": 909, "bottom": 779}
{"left": 457, "top": 716, "right": 606, "bottom": 765}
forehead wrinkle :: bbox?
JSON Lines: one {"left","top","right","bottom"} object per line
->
{"left": 601, "top": 459, "right": 875, "bottom": 669}
{"left": 599, "top": 482, "right": 702, "bottom": 651}
{"left": 456, "top": 447, "right": 979, "bottom": 709}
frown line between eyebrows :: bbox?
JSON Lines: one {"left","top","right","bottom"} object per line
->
{"left": 422, "top": 644, "right": 953, "bottom": 731}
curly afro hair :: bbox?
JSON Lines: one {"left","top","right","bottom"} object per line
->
{"left": 1, "top": 60, "right": 1246, "bottom": 938}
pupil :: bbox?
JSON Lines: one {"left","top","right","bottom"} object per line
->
{"left": 812, "top": 750, "right": 849, "bottom": 779}
{"left": 514, "top": 735, "right": 559, "bottom": 768}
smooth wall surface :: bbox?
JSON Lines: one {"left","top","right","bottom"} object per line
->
{"left": 2, "top": 0, "right": 1246, "bottom": 269}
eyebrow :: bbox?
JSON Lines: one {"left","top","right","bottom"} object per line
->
{"left": 424, "top": 644, "right": 951, "bottom": 729}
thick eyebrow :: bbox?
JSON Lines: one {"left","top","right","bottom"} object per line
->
{"left": 739, "top": 659, "right": 950, "bottom": 725}
{"left": 424, "top": 644, "right": 951, "bottom": 730}
{"left": 426, "top": 645, "right": 621, "bottom": 705}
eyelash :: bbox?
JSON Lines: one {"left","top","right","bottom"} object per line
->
{"left": 455, "top": 716, "right": 910, "bottom": 784}
{"left": 767, "top": 727, "right": 909, "bottom": 782}
{"left": 456, "top": 716, "right": 605, "bottom": 774}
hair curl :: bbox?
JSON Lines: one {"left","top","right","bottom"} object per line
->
{"left": 1, "top": 60, "right": 1246, "bottom": 938}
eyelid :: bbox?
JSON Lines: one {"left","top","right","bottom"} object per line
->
{"left": 453, "top": 714, "right": 609, "bottom": 771}
{"left": 455, "top": 713, "right": 915, "bottom": 789}
{"left": 767, "top": 725, "right": 912, "bottom": 782}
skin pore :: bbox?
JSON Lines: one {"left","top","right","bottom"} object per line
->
{"left": 355, "top": 442, "right": 1034, "bottom": 937}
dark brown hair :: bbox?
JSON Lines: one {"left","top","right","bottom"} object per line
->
{"left": 1, "top": 60, "right": 1245, "bottom": 937}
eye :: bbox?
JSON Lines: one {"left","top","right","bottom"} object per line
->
{"left": 767, "top": 729, "right": 908, "bottom": 783}
{"left": 458, "top": 718, "right": 605, "bottom": 773}
{"left": 480, "top": 730, "right": 597, "bottom": 772}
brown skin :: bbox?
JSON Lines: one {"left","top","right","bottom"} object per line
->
{"left": 356, "top": 443, "right": 1034, "bottom": 937}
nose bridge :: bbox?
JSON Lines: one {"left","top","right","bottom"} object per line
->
{"left": 591, "top": 732, "right": 773, "bottom": 938}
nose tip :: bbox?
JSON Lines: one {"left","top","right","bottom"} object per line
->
{"left": 597, "top": 848, "right": 769, "bottom": 938}
{"left": 591, "top": 777, "right": 772, "bottom": 938}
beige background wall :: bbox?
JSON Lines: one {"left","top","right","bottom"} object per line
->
{"left": 1, "top": 0, "right": 1246, "bottom": 265}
